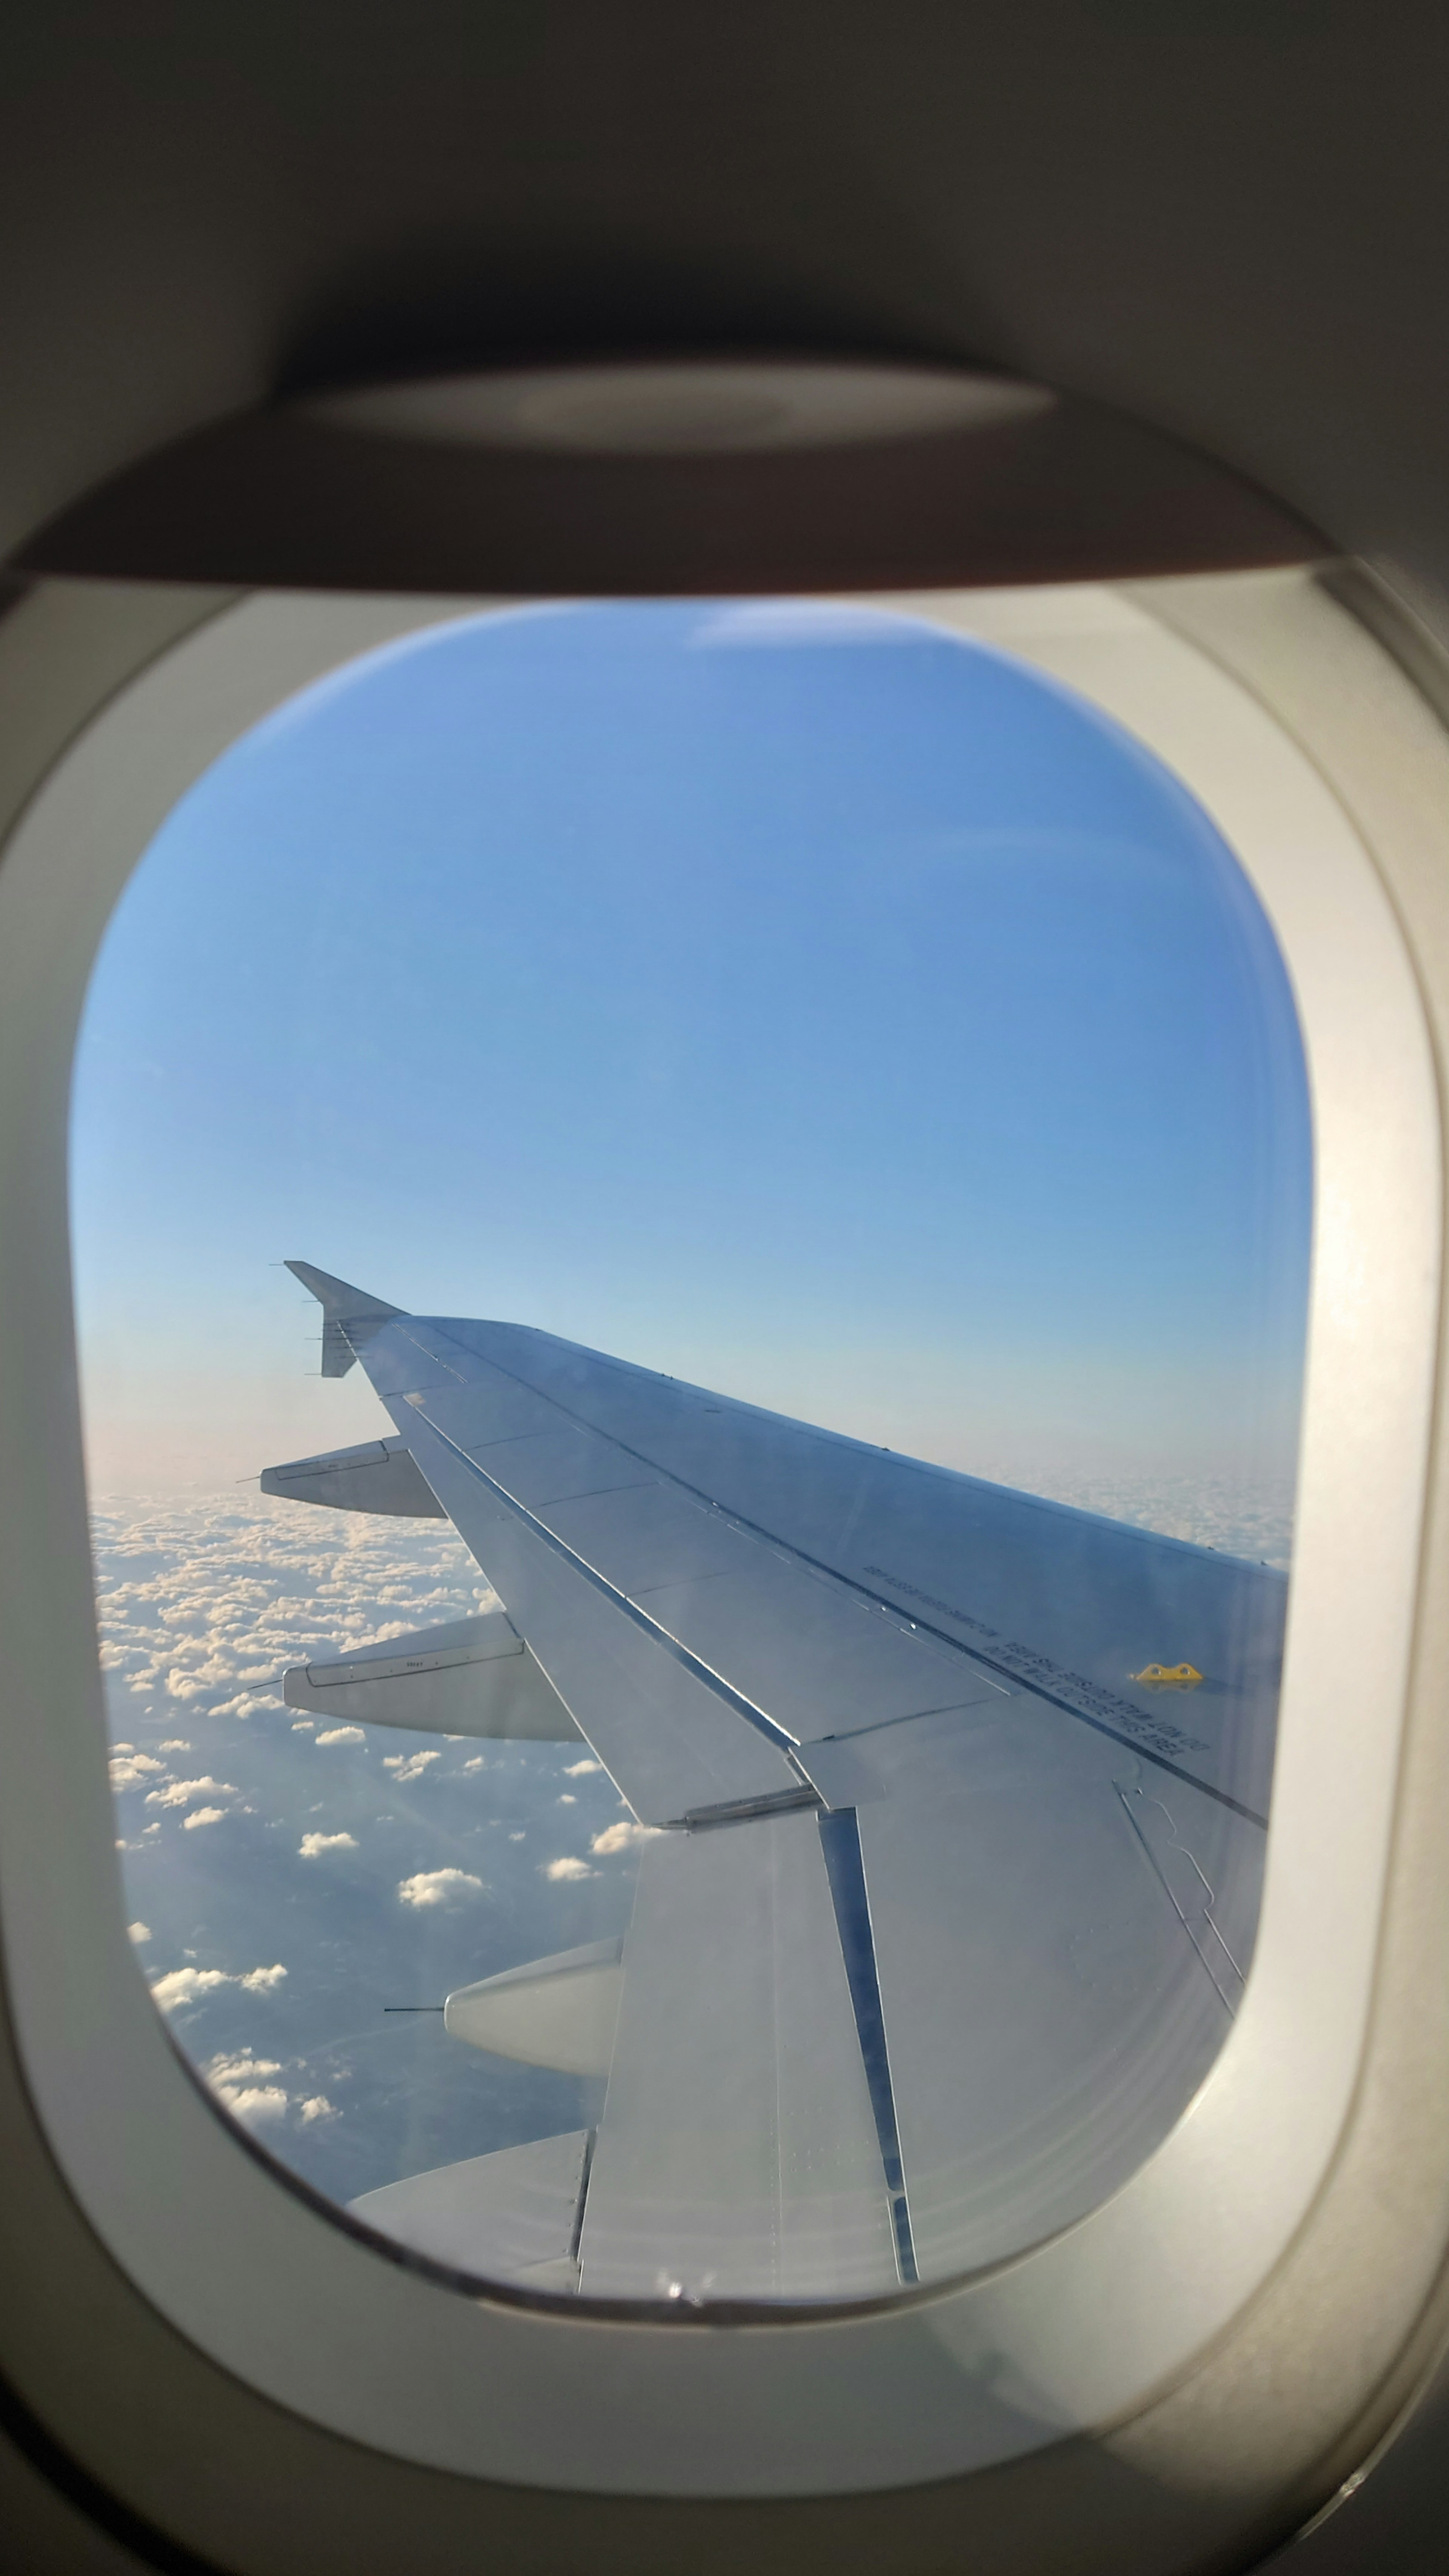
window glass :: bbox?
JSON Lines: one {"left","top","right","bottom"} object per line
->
{"left": 74, "top": 599, "right": 1311, "bottom": 2304}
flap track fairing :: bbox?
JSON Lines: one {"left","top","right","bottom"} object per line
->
{"left": 283, "top": 1610, "right": 583, "bottom": 1742}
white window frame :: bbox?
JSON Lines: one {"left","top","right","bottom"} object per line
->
{"left": 0, "top": 568, "right": 1441, "bottom": 2503}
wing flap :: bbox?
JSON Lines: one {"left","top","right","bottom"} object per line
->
{"left": 855, "top": 1722, "right": 1240, "bottom": 2278}
{"left": 349, "top": 2130, "right": 589, "bottom": 2282}
{"left": 578, "top": 1810, "right": 900, "bottom": 2301}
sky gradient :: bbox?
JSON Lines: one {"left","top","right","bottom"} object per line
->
{"left": 71, "top": 598, "right": 1312, "bottom": 1510}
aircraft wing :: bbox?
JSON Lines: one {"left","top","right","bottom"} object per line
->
{"left": 275, "top": 1266, "right": 1283, "bottom": 2301}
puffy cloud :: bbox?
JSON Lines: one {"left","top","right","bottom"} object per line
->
{"left": 150, "top": 1966, "right": 236, "bottom": 2013}
{"left": 382, "top": 1749, "right": 440, "bottom": 1784}
{"left": 590, "top": 1820, "right": 659, "bottom": 1856}
{"left": 208, "top": 2051, "right": 281, "bottom": 2088}
{"left": 315, "top": 1726, "right": 366, "bottom": 1746}
{"left": 144, "top": 1775, "right": 236, "bottom": 1809}
{"left": 397, "top": 1868, "right": 483, "bottom": 1909}
{"left": 110, "top": 1752, "right": 165, "bottom": 1789}
{"left": 543, "top": 1856, "right": 594, "bottom": 1882}
{"left": 299, "top": 1830, "right": 358, "bottom": 1858}
{"left": 91, "top": 1499, "right": 501, "bottom": 1765}
{"left": 558, "top": 1793, "right": 576, "bottom": 1806}
{"left": 183, "top": 1806, "right": 227, "bottom": 1830}
{"left": 94, "top": 1497, "right": 649, "bottom": 2207}
{"left": 218, "top": 2083, "right": 288, "bottom": 2124}
{"left": 205, "top": 2057, "right": 289, "bottom": 2124}
{"left": 127, "top": 1921, "right": 151, "bottom": 1944}
{"left": 149, "top": 1960, "right": 287, "bottom": 2013}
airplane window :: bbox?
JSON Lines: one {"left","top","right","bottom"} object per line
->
{"left": 72, "top": 597, "right": 1311, "bottom": 2305}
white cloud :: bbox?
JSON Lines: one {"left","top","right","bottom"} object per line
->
{"left": 291, "top": 1719, "right": 315, "bottom": 1731}
{"left": 382, "top": 1749, "right": 441, "bottom": 1784}
{"left": 127, "top": 1921, "right": 151, "bottom": 1944}
{"left": 89, "top": 1497, "right": 500, "bottom": 1781}
{"left": 563, "top": 1758, "right": 601, "bottom": 1776}
{"left": 590, "top": 1820, "right": 659, "bottom": 1856}
{"left": 315, "top": 1726, "right": 365, "bottom": 1746}
{"left": 397, "top": 1867, "right": 483, "bottom": 1909}
{"left": 144, "top": 1775, "right": 236, "bottom": 1809}
{"left": 218, "top": 2083, "right": 289, "bottom": 2124}
{"left": 299, "top": 2095, "right": 338, "bottom": 2124}
{"left": 543, "top": 1856, "right": 594, "bottom": 1882}
{"left": 149, "top": 1960, "right": 287, "bottom": 2013}
{"left": 149, "top": 1966, "right": 235, "bottom": 2013}
{"left": 110, "top": 1752, "right": 166, "bottom": 1789}
{"left": 208, "top": 2051, "right": 281, "bottom": 2087}
{"left": 157, "top": 1739, "right": 192, "bottom": 1752}
{"left": 462, "top": 1755, "right": 485, "bottom": 1770}
{"left": 558, "top": 1793, "right": 576, "bottom": 1805}
{"left": 183, "top": 1805, "right": 226, "bottom": 1830}
{"left": 299, "top": 1830, "right": 358, "bottom": 1858}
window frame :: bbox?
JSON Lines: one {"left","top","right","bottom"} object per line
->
{"left": 0, "top": 569, "right": 1444, "bottom": 2524}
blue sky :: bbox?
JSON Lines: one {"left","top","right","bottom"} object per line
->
{"left": 71, "top": 598, "right": 1312, "bottom": 1503}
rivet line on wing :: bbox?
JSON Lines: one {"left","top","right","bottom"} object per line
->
{"left": 363, "top": 1318, "right": 1267, "bottom": 1827}
{"left": 403, "top": 1402, "right": 804, "bottom": 1760}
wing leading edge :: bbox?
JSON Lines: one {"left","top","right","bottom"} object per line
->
{"left": 268, "top": 1266, "right": 1278, "bottom": 2299}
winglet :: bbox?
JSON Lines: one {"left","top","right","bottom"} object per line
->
{"left": 287, "top": 1261, "right": 404, "bottom": 1378}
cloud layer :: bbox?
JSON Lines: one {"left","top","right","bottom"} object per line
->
{"left": 97, "top": 1492, "right": 638, "bottom": 2221}
{"left": 95, "top": 1461, "right": 1287, "bottom": 2247}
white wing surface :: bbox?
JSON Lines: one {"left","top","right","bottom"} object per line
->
{"left": 267, "top": 1265, "right": 1282, "bottom": 2301}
